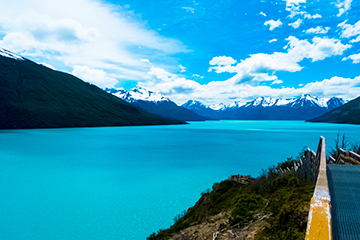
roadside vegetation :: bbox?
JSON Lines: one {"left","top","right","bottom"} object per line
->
{"left": 147, "top": 151, "right": 314, "bottom": 240}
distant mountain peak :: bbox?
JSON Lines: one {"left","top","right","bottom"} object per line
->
{"left": 106, "top": 87, "right": 170, "bottom": 103}
{"left": 182, "top": 100, "right": 208, "bottom": 109}
{"left": 246, "top": 96, "right": 278, "bottom": 107}
{"left": 209, "top": 103, "right": 226, "bottom": 110}
{"left": 105, "top": 88, "right": 208, "bottom": 121}
{"left": 0, "top": 48, "right": 25, "bottom": 61}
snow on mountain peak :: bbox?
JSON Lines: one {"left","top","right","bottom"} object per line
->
{"left": 209, "top": 103, "right": 226, "bottom": 110}
{"left": 245, "top": 97, "right": 278, "bottom": 107}
{"left": 294, "top": 94, "right": 330, "bottom": 108}
{"left": 106, "top": 87, "right": 170, "bottom": 103}
{"left": 129, "top": 87, "right": 170, "bottom": 102}
{"left": 228, "top": 101, "right": 246, "bottom": 108}
{"left": 182, "top": 100, "right": 208, "bottom": 109}
{"left": 0, "top": 48, "right": 24, "bottom": 61}
{"left": 183, "top": 95, "right": 344, "bottom": 111}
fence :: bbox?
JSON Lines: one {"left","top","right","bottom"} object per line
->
{"left": 278, "top": 137, "right": 332, "bottom": 239}
{"left": 328, "top": 148, "right": 360, "bottom": 165}
{"left": 282, "top": 139, "right": 321, "bottom": 185}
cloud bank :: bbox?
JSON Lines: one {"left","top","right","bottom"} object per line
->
{"left": 140, "top": 36, "right": 353, "bottom": 104}
{"left": 0, "top": 0, "right": 187, "bottom": 87}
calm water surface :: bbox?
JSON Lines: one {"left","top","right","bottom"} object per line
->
{"left": 1, "top": 121, "right": 360, "bottom": 239}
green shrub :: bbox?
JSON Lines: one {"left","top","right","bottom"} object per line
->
{"left": 229, "top": 193, "right": 264, "bottom": 226}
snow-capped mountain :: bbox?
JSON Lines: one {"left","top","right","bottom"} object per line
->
{"left": 105, "top": 87, "right": 346, "bottom": 121}
{"left": 106, "top": 87, "right": 170, "bottom": 103}
{"left": 182, "top": 95, "right": 345, "bottom": 120}
{"left": 105, "top": 88, "right": 209, "bottom": 121}
{"left": 238, "top": 95, "right": 344, "bottom": 109}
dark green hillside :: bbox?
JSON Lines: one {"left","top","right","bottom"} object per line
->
{"left": 0, "top": 52, "right": 185, "bottom": 129}
{"left": 308, "top": 96, "right": 360, "bottom": 125}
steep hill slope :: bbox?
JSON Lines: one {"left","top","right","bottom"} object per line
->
{"left": 307, "top": 96, "right": 360, "bottom": 124}
{"left": 0, "top": 48, "right": 184, "bottom": 129}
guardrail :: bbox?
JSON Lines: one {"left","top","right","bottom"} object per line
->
{"left": 305, "top": 137, "right": 332, "bottom": 240}
{"left": 283, "top": 146, "right": 318, "bottom": 185}
{"left": 328, "top": 148, "right": 360, "bottom": 165}
{"left": 294, "top": 149, "right": 319, "bottom": 185}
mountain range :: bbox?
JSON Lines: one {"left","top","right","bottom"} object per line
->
{"left": 0, "top": 48, "right": 184, "bottom": 129}
{"left": 182, "top": 95, "right": 345, "bottom": 120}
{"left": 106, "top": 86, "right": 346, "bottom": 121}
{"left": 105, "top": 87, "right": 209, "bottom": 121}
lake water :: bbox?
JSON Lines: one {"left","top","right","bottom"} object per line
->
{"left": 1, "top": 120, "right": 360, "bottom": 239}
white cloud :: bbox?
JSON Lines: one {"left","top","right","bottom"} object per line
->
{"left": 192, "top": 74, "right": 204, "bottom": 79}
{"left": 0, "top": 0, "right": 187, "bottom": 88}
{"left": 269, "top": 39, "right": 277, "bottom": 43}
{"left": 283, "top": 0, "right": 306, "bottom": 4}
{"left": 288, "top": 19, "right": 303, "bottom": 29}
{"left": 147, "top": 66, "right": 178, "bottom": 83}
{"left": 342, "top": 53, "right": 360, "bottom": 63}
{"left": 141, "top": 59, "right": 150, "bottom": 63}
{"left": 350, "top": 36, "right": 360, "bottom": 43}
{"left": 260, "top": 12, "right": 266, "bottom": 16}
{"left": 271, "top": 80, "right": 283, "bottom": 85}
{"left": 299, "top": 75, "right": 360, "bottom": 100}
{"left": 336, "top": 0, "right": 353, "bottom": 17}
{"left": 285, "top": 36, "right": 351, "bottom": 62}
{"left": 208, "top": 56, "right": 237, "bottom": 73}
{"left": 304, "top": 13, "right": 322, "bottom": 19}
{"left": 284, "top": 1, "right": 321, "bottom": 19}
{"left": 179, "top": 65, "right": 187, "bottom": 72}
{"left": 285, "top": 3, "right": 306, "bottom": 18}
{"left": 264, "top": 19, "right": 282, "bottom": 31}
{"left": 208, "top": 36, "right": 350, "bottom": 78}
{"left": 338, "top": 20, "right": 360, "bottom": 41}
{"left": 209, "top": 56, "right": 237, "bottom": 65}
{"left": 304, "top": 26, "right": 330, "bottom": 34}
{"left": 182, "top": 7, "right": 195, "bottom": 13}
{"left": 72, "top": 65, "right": 118, "bottom": 88}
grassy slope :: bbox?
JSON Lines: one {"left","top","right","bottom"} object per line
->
{"left": 0, "top": 56, "right": 185, "bottom": 129}
{"left": 148, "top": 158, "right": 314, "bottom": 240}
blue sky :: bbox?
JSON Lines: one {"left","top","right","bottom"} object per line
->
{"left": 0, "top": 0, "right": 359, "bottom": 104}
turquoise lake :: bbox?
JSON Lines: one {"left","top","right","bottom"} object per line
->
{"left": 1, "top": 120, "right": 360, "bottom": 239}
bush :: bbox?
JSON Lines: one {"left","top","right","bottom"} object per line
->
{"left": 229, "top": 193, "right": 264, "bottom": 226}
